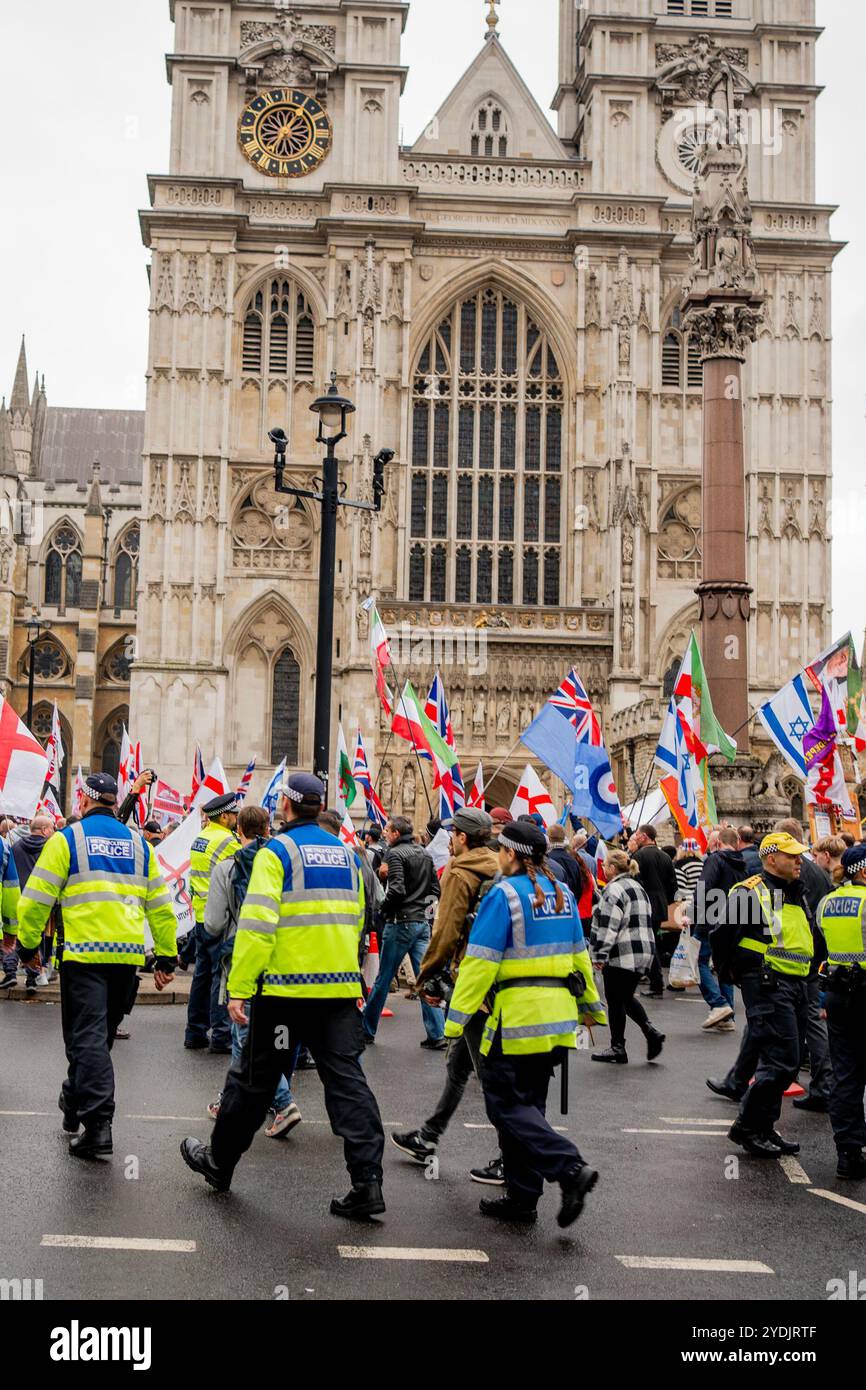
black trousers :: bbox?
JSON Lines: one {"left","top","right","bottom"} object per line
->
{"left": 422, "top": 1010, "right": 492, "bottom": 1143}
{"left": 60, "top": 962, "right": 138, "bottom": 1126}
{"left": 479, "top": 1030, "right": 584, "bottom": 1207}
{"left": 211, "top": 996, "right": 385, "bottom": 1185}
{"left": 825, "top": 985, "right": 866, "bottom": 1154}
{"left": 737, "top": 972, "right": 807, "bottom": 1135}
{"left": 602, "top": 965, "right": 651, "bottom": 1050}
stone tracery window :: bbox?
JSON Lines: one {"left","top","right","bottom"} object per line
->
{"left": 113, "top": 524, "right": 140, "bottom": 610}
{"left": 27, "top": 638, "right": 70, "bottom": 682}
{"left": 44, "top": 524, "right": 82, "bottom": 610}
{"left": 470, "top": 99, "right": 509, "bottom": 158}
{"left": 103, "top": 639, "right": 132, "bottom": 685}
{"left": 657, "top": 486, "right": 702, "bottom": 580}
{"left": 661, "top": 321, "right": 702, "bottom": 390}
{"left": 410, "top": 287, "right": 564, "bottom": 606}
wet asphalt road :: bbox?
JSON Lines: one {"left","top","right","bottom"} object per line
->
{"left": 1, "top": 988, "right": 864, "bottom": 1302}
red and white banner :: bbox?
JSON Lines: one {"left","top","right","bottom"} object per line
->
{"left": 73, "top": 766, "right": 86, "bottom": 816}
{"left": 153, "top": 779, "right": 187, "bottom": 827}
{"left": 466, "top": 762, "right": 485, "bottom": 809}
{"left": 44, "top": 702, "right": 64, "bottom": 793}
{"left": 340, "top": 810, "right": 360, "bottom": 850}
{"left": 191, "top": 757, "right": 229, "bottom": 810}
{"left": 150, "top": 811, "right": 201, "bottom": 946}
{"left": 0, "top": 696, "right": 51, "bottom": 819}
{"left": 509, "top": 764, "right": 558, "bottom": 829}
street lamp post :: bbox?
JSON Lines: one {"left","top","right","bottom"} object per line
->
{"left": 269, "top": 373, "right": 392, "bottom": 794}
{"left": 24, "top": 612, "right": 49, "bottom": 729}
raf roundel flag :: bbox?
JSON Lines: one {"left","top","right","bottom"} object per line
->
{"left": 572, "top": 745, "right": 624, "bottom": 839}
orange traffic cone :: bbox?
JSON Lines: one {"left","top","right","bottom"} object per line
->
{"left": 748, "top": 1076, "right": 806, "bottom": 1098}
{"left": 363, "top": 933, "right": 380, "bottom": 992}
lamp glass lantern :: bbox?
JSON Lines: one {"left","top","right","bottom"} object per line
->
{"left": 310, "top": 372, "right": 355, "bottom": 445}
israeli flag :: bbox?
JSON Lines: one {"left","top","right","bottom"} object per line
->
{"left": 757, "top": 674, "right": 814, "bottom": 779}
{"left": 262, "top": 758, "right": 287, "bottom": 816}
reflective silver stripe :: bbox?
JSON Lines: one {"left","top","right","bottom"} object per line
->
{"left": 21, "top": 887, "right": 56, "bottom": 907}
{"left": 243, "top": 894, "right": 281, "bottom": 913}
{"left": 465, "top": 943, "right": 503, "bottom": 963}
{"left": 447, "top": 1007, "right": 473, "bottom": 1026}
{"left": 500, "top": 881, "right": 526, "bottom": 950}
{"left": 503, "top": 941, "right": 575, "bottom": 960}
{"left": 69, "top": 821, "right": 90, "bottom": 875}
{"left": 35, "top": 867, "right": 64, "bottom": 888}
{"left": 236, "top": 918, "right": 277, "bottom": 936}
{"left": 147, "top": 892, "right": 172, "bottom": 911}
{"left": 278, "top": 911, "right": 361, "bottom": 929}
{"left": 133, "top": 832, "right": 146, "bottom": 883}
{"left": 282, "top": 833, "right": 305, "bottom": 891}
{"left": 500, "top": 1019, "right": 576, "bottom": 1040}
{"left": 64, "top": 874, "right": 148, "bottom": 893}
{"left": 59, "top": 890, "right": 145, "bottom": 906}
{"left": 281, "top": 887, "right": 359, "bottom": 905}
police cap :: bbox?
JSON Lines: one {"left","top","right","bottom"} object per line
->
{"left": 498, "top": 819, "right": 548, "bottom": 858}
{"left": 203, "top": 792, "right": 238, "bottom": 818}
{"left": 281, "top": 772, "right": 325, "bottom": 809}
{"left": 85, "top": 772, "right": 118, "bottom": 801}
{"left": 841, "top": 843, "right": 866, "bottom": 879}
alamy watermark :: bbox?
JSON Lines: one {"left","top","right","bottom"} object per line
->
{"left": 673, "top": 104, "right": 784, "bottom": 159}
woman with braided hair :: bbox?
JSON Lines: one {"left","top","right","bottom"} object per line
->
{"left": 443, "top": 819, "right": 606, "bottom": 1227}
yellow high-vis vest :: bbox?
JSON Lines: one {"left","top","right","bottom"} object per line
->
{"left": 820, "top": 884, "right": 866, "bottom": 971}
{"left": 732, "top": 876, "right": 813, "bottom": 978}
{"left": 190, "top": 821, "right": 238, "bottom": 925}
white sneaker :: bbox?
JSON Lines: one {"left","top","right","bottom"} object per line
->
{"left": 265, "top": 1103, "right": 302, "bottom": 1139}
{"left": 702, "top": 1005, "right": 735, "bottom": 1030}
{"left": 716, "top": 1020, "right": 736, "bottom": 1032}
{"left": 37, "top": 970, "right": 49, "bottom": 986}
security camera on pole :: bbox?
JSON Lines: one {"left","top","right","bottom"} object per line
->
{"left": 268, "top": 374, "right": 393, "bottom": 797}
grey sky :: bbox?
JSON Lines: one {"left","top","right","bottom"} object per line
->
{"left": 0, "top": 0, "right": 861, "bottom": 645}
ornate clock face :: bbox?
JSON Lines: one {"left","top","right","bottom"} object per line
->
{"left": 238, "top": 88, "right": 333, "bottom": 178}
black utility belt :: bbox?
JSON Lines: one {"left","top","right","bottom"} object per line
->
{"left": 495, "top": 974, "right": 586, "bottom": 1000}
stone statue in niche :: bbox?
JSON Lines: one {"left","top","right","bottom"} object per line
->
{"left": 473, "top": 695, "right": 487, "bottom": 735}
{"left": 402, "top": 761, "right": 416, "bottom": 811}
{"left": 451, "top": 704, "right": 463, "bottom": 736}
{"left": 335, "top": 263, "right": 353, "bottom": 318}
{"left": 497, "top": 702, "right": 511, "bottom": 737}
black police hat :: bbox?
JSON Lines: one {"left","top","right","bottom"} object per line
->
{"left": 203, "top": 792, "right": 238, "bottom": 818}
{"left": 85, "top": 772, "right": 118, "bottom": 799}
{"left": 498, "top": 819, "right": 548, "bottom": 858}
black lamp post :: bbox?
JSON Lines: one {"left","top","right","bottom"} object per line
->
{"left": 269, "top": 373, "right": 392, "bottom": 794}
{"left": 24, "top": 611, "right": 49, "bottom": 729}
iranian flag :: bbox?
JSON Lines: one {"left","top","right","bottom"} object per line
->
{"left": 466, "top": 762, "right": 485, "bottom": 809}
{"left": 362, "top": 597, "right": 393, "bottom": 718}
{"left": 336, "top": 724, "right": 356, "bottom": 813}
{"left": 509, "top": 765, "right": 557, "bottom": 829}
{"left": 191, "top": 757, "right": 230, "bottom": 810}
{"left": 391, "top": 681, "right": 459, "bottom": 775}
{"left": 0, "top": 695, "right": 51, "bottom": 819}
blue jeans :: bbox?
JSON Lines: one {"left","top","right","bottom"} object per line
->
{"left": 231, "top": 1020, "right": 296, "bottom": 1111}
{"left": 697, "top": 936, "right": 734, "bottom": 1015}
{"left": 185, "top": 924, "right": 231, "bottom": 1047}
{"left": 363, "top": 919, "right": 444, "bottom": 1042}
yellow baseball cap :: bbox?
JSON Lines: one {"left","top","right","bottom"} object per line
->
{"left": 759, "top": 831, "right": 809, "bottom": 858}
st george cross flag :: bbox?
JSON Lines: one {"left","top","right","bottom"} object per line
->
{"left": 118, "top": 726, "right": 134, "bottom": 802}
{"left": 40, "top": 788, "right": 64, "bottom": 826}
{"left": 153, "top": 780, "right": 187, "bottom": 827}
{"left": 655, "top": 695, "right": 707, "bottom": 849}
{"left": 262, "top": 758, "right": 287, "bottom": 817}
{"left": 424, "top": 671, "right": 465, "bottom": 820}
{"left": 361, "top": 598, "right": 394, "bottom": 719}
{"left": 572, "top": 745, "right": 624, "bottom": 839}
{"left": 44, "top": 702, "right": 64, "bottom": 793}
{"left": 191, "top": 757, "right": 229, "bottom": 810}
{"left": 520, "top": 668, "right": 602, "bottom": 792}
{"left": 510, "top": 764, "right": 557, "bottom": 828}
{"left": 803, "top": 685, "right": 856, "bottom": 817}
{"left": 132, "top": 740, "right": 148, "bottom": 826}
{"left": 235, "top": 756, "right": 257, "bottom": 805}
{"left": 352, "top": 730, "right": 388, "bottom": 828}
{"left": 757, "top": 673, "right": 815, "bottom": 779}
{"left": 339, "top": 811, "right": 360, "bottom": 851}
{"left": 336, "top": 725, "right": 357, "bottom": 813}
{"left": 466, "top": 762, "right": 485, "bottom": 809}
{"left": 0, "top": 695, "right": 51, "bottom": 819}
{"left": 73, "top": 765, "right": 86, "bottom": 816}
{"left": 191, "top": 744, "right": 206, "bottom": 802}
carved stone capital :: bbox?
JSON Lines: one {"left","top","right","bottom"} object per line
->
{"left": 682, "top": 299, "right": 764, "bottom": 362}
{"left": 695, "top": 580, "right": 752, "bottom": 622}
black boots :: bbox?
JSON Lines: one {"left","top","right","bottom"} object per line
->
{"left": 330, "top": 1181, "right": 386, "bottom": 1220}
{"left": 58, "top": 1092, "right": 80, "bottom": 1135}
{"left": 728, "top": 1121, "right": 782, "bottom": 1158}
{"left": 837, "top": 1150, "right": 866, "bottom": 1181}
{"left": 645, "top": 1028, "right": 665, "bottom": 1061}
{"left": 479, "top": 1195, "right": 538, "bottom": 1224}
{"left": 557, "top": 1165, "right": 599, "bottom": 1229}
{"left": 706, "top": 1077, "right": 745, "bottom": 1103}
{"left": 69, "top": 1123, "right": 113, "bottom": 1159}
{"left": 180, "top": 1137, "right": 232, "bottom": 1192}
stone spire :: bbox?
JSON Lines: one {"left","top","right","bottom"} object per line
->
{"left": 86, "top": 460, "right": 104, "bottom": 517}
{"left": 0, "top": 400, "right": 15, "bottom": 478}
{"left": 10, "top": 336, "right": 30, "bottom": 415}
{"left": 485, "top": 0, "right": 499, "bottom": 41}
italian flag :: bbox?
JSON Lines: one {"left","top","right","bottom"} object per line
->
{"left": 391, "top": 681, "right": 458, "bottom": 776}
{"left": 677, "top": 632, "right": 737, "bottom": 826}
{"left": 336, "top": 724, "right": 356, "bottom": 812}
{"left": 362, "top": 598, "right": 393, "bottom": 718}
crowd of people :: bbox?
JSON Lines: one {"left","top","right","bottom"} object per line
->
{"left": 3, "top": 769, "right": 866, "bottom": 1224}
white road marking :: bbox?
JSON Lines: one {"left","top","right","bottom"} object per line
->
{"left": 464, "top": 1122, "right": 569, "bottom": 1133}
{"left": 622, "top": 1128, "right": 728, "bottom": 1137}
{"left": 616, "top": 1256, "right": 773, "bottom": 1274}
{"left": 660, "top": 1117, "right": 737, "bottom": 1126}
{"left": 339, "top": 1246, "right": 488, "bottom": 1263}
{"left": 42, "top": 1235, "right": 196, "bottom": 1253}
{"left": 125, "top": 1115, "right": 204, "bottom": 1123}
{"left": 809, "top": 1188, "right": 866, "bottom": 1216}
{"left": 0, "top": 1110, "right": 51, "bottom": 1117}
{"left": 778, "top": 1156, "right": 811, "bottom": 1184}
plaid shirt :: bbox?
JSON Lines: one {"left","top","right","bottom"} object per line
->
{"left": 590, "top": 874, "right": 656, "bottom": 973}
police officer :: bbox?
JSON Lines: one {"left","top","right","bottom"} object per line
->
{"left": 443, "top": 820, "right": 606, "bottom": 1227}
{"left": 817, "top": 844, "right": 866, "bottom": 1180}
{"left": 185, "top": 791, "right": 239, "bottom": 1052}
{"left": 16, "top": 772, "right": 178, "bottom": 1158}
{"left": 723, "top": 831, "right": 814, "bottom": 1158}
{"left": 180, "top": 773, "right": 386, "bottom": 1218}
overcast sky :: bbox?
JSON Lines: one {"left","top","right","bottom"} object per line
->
{"left": 0, "top": 0, "right": 861, "bottom": 644}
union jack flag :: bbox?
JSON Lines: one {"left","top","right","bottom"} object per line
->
{"left": 352, "top": 730, "right": 388, "bottom": 829}
{"left": 424, "top": 670, "right": 465, "bottom": 821}
{"left": 549, "top": 669, "right": 603, "bottom": 745}
{"left": 235, "top": 755, "right": 257, "bottom": 804}
{"left": 191, "top": 744, "right": 205, "bottom": 802}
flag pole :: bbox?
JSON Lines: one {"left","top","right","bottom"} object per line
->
{"left": 480, "top": 737, "right": 524, "bottom": 802}
{"left": 385, "top": 657, "right": 435, "bottom": 819}
{"left": 359, "top": 725, "right": 396, "bottom": 837}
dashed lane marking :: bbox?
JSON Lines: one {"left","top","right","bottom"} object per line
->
{"left": 338, "top": 1246, "right": 489, "bottom": 1263}
{"left": 660, "top": 1117, "right": 737, "bottom": 1126}
{"left": 0, "top": 1110, "right": 51, "bottom": 1117}
{"left": 616, "top": 1256, "right": 774, "bottom": 1274}
{"left": 808, "top": 1188, "right": 866, "bottom": 1215}
{"left": 622, "top": 1128, "right": 728, "bottom": 1137}
{"left": 464, "top": 1122, "right": 569, "bottom": 1133}
{"left": 778, "top": 1156, "right": 811, "bottom": 1184}
{"left": 42, "top": 1235, "right": 196, "bottom": 1253}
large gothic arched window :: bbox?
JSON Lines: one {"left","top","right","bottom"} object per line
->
{"left": 113, "top": 524, "right": 140, "bottom": 610}
{"left": 410, "top": 287, "right": 564, "bottom": 608}
{"left": 44, "top": 525, "right": 82, "bottom": 610}
{"left": 271, "top": 647, "right": 300, "bottom": 765}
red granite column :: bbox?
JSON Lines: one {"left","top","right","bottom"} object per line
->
{"left": 697, "top": 355, "right": 752, "bottom": 752}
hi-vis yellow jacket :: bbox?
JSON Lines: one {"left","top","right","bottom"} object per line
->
{"left": 228, "top": 823, "right": 365, "bottom": 1000}
{"left": 819, "top": 884, "right": 866, "bottom": 971}
{"left": 0, "top": 840, "right": 20, "bottom": 938}
{"left": 17, "top": 811, "right": 177, "bottom": 966}
{"left": 190, "top": 821, "right": 238, "bottom": 925}
{"left": 445, "top": 871, "right": 606, "bottom": 1056}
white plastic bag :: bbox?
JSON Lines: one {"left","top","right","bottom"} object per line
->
{"left": 668, "top": 926, "right": 701, "bottom": 988}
